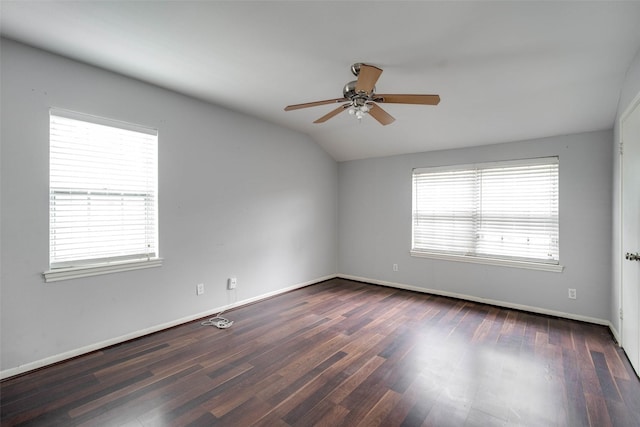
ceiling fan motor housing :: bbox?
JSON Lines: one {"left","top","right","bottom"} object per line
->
{"left": 343, "top": 80, "right": 375, "bottom": 100}
{"left": 343, "top": 81, "right": 357, "bottom": 99}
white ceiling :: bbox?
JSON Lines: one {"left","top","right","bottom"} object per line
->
{"left": 2, "top": 1, "right": 640, "bottom": 162}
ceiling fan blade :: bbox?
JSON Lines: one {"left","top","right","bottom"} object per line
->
{"left": 314, "top": 105, "right": 350, "bottom": 123}
{"left": 355, "top": 64, "right": 383, "bottom": 94}
{"left": 374, "top": 94, "right": 440, "bottom": 105}
{"left": 368, "top": 103, "right": 395, "bottom": 126}
{"left": 284, "top": 98, "right": 348, "bottom": 111}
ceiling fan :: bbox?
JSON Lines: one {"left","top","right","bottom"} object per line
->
{"left": 284, "top": 63, "right": 440, "bottom": 125}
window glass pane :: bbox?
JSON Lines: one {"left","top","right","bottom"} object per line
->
{"left": 49, "top": 110, "right": 158, "bottom": 268}
{"left": 413, "top": 169, "right": 477, "bottom": 255}
{"left": 412, "top": 158, "right": 559, "bottom": 264}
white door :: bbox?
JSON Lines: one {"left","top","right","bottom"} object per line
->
{"left": 621, "top": 95, "right": 640, "bottom": 376}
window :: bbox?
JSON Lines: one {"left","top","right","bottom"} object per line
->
{"left": 45, "top": 109, "right": 160, "bottom": 282}
{"left": 411, "top": 157, "right": 561, "bottom": 271}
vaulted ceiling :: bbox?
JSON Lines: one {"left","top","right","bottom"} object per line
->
{"left": 2, "top": 1, "right": 640, "bottom": 161}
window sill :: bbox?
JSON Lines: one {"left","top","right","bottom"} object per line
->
{"left": 43, "top": 258, "right": 163, "bottom": 282}
{"left": 410, "top": 251, "right": 564, "bottom": 273}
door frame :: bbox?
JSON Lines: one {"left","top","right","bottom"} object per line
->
{"left": 618, "top": 89, "right": 640, "bottom": 356}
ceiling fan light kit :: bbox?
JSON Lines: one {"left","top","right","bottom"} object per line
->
{"left": 284, "top": 63, "right": 440, "bottom": 125}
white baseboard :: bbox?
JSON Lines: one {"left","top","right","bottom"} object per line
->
{"left": 2, "top": 273, "right": 617, "bottom": 380}
{"left": 0, "top": 274, "right": 336, "bottom": 380}
{"left": 609, "top": 323, "right": 622, "bottom": 345}
{"left": 338, "top": 274, "right": 614, "bottom": 328}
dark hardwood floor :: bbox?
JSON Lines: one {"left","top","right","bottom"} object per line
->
{"left": 2, "top": 278, "right": 639, "bottom": 426}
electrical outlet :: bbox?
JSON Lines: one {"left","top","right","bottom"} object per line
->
{"left": 393, "top": 263, "right": 398, "bottom": 272}
{"left": 228, "top": 277, "right": 237, "bottom": 290}
{"left": 196, "top": 283, "right": 204, "bottom": 295}
{"left": 568, "top": 288, "right": 576, "bottom": 299}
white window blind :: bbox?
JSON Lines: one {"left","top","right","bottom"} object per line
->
{"left": 412, "top": 157, "right": 559, "bottom": 265}
{"left": 49, "top": 109, "right": 158, "bottom": 269}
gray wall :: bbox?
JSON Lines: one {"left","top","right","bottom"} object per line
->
{"left": 338, "top": 131, "right": 613, "bottom": 322}
{"left": 612, "top": 47, "right": 640, "bottom": 335}
{"left": 1, "top": 35, "right": 623, "bottom": 377}
{"left": 0, "top": 39, "right": 338, "bottom": 374}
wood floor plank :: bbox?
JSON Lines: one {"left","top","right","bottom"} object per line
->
{"left": 68, "top": 364, "right": 201, "bottom": 420}
{"left": 326, "top": 355, "right": 387, "bottom": 405}
{"left": 79, "top": 368, "right": 213, "bottom": 427}
{"left": 299, "top": 401, "right": 350, "bottom": 427}
{"left": 127, "top": 375, "right": 225, "bottom": 425}
{"left": 585, "top": 392, "right": 613, "bottom": 427}
{"left": 351, "top": 389, "right": 401, "bottom": 427}
{"left": 2, "top": 278, "right": 639, "bottom": 426}
{"left": 591, "top": 350, "right": 623, "bottom": 403}
{"left": 280, "top": 359, "right": 350, "bottom": 424}
{"left": 562, "top": 347, "right": 591, "bottom": 426}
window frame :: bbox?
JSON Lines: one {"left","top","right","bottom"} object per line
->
{"left": 44, "top": 109, "right": 162, "bottom": 282}
{"left": 411, "top": 157, "right": 563, "bottom": 272}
